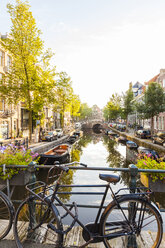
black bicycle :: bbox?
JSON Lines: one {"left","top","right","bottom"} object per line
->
{"left": 0, "top": 190, "right": 15, "bottom": 240}
{"left": 13, "top": 162, "right": 163, "bottom": 248}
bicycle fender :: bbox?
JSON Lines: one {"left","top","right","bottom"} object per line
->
{"left": 50, "top": 203, "right": 63, "bottom": 228}
{"left": 150, "top": 201, "right": 162, "bottom": 220}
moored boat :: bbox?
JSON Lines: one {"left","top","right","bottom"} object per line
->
{"left": 126, "top": 141, "right": 138, "bottom": 149}
{"left": 116, "top": 136, "right": 127, "bottom": 145}
{"left": 39, "top": 144, "right": 71, "bottom": 165}
{"left": 137, "top": 146, "right": 159, "bottom": 160}
{"left": 68, "top": 135, "right": 78, "bottom": 144}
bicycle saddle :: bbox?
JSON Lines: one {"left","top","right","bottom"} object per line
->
{"left": 99, "top": 174, "right": 120, "bottom": 184}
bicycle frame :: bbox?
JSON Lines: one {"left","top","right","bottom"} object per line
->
{"left": 47, "top": 181, "right": 140, "bottom": 243}
{"left": 26, "top": 165, "right": 156, "bottom": 245}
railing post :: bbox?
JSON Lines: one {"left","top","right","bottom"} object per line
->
{"left": 27, "top": 161, "right": 37, "bottom": 185}
{"left": 27, "top": 161, "right": 37, "bottom": 238}
{"left": 127, "top": 164, "right": 139, "bottom": 248}
{"left": 129, "top": 164, "right": 138, "bottom": 193}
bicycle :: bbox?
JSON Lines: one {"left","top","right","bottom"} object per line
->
{"left": 13, "top": 162, "right": 163, "bottom": 248}
{"left": 0, "top": 190, "right": 15, "bottom": 240}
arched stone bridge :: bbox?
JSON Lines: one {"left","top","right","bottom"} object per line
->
{"left": 81, "top": 119, "right": 107, "bottom": 131}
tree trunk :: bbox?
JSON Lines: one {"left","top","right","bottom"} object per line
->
{"left": 151, "top": 116, "right": 154, "bottom": 135}
{"left": 28, "top": 110, "right": 32, "bottom": 143}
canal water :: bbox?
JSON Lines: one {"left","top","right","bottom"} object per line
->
{"left": 11, "top": 130, "right": 165, "bottom": 226}
{"left": 53, "top": 130, "right": 165, "bottom": 226}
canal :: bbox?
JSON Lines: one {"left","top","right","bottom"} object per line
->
{"left": 51, "top": 130, "right": 165, "bottom": 226}
{"left": 11, "top": 130, "right": 165, "bottom": 227}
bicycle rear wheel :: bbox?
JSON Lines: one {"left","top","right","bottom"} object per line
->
{"left": 14, "top": 196, "right": 63, "bottom": 248}
{"left": 100, "top": 195, "right": 163, "bottom": 248}
{"left": 0, "top": 191, "right": 14, "bottom": 240}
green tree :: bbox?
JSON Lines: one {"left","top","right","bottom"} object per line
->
{"left": 79, "top": 103, "right": 92, "bottom": 120}
{"left": 103, "top": 105, "right": 109, "bottom": 121}
{"left": 104, "top": 93, "right": 121, "bottom": 121}
{"left": 55, "top": 72, "right": 73, "bottom": 127}
{"left": 70, "top": 93, "right": 80, "bottom": 121}
{"left": 0, "top": 0, "right": 56, "bottom": 141}
{"left": 137, "top": 82, "right": 165, "bottom": 134}
{"left": 122, "top": 84, "right": 134, "bottom": 127}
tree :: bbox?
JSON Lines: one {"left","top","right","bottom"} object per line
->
{"left": 137, "top": 82, "right": 165, "bottom": 134}
{"left": 55, "top": 72, "right": 73, "bottom": 127}
{"left": 0, "top": 0, "right": 56, "bottom": 141}
{"left": 79, "top": 103, "right": 92, "bottom": 120}
{"left": 104, "top": 93, "right": 121, "bottom": 121}
{"left": 122, "top": 84, "right": 134, "bottom": 127}
{"left": 70, "top": 93, "right": 80, "bottom": 121}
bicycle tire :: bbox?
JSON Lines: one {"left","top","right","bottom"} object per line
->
{"left": 100, "top": 195, "right": 163, "bottom": 248}
{"left": 0, "top": 191, "right": 15, "bottom": 240}
{"left": 13, "top": 195, "right": 63, "bottom": 248}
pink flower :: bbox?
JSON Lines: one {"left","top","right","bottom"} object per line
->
{"left": 143, "top": 162, "right": 147, "bottom": 165}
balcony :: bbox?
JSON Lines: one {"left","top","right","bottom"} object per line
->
{"left": 0, "top": 109, "right": 15, "bottom": 118}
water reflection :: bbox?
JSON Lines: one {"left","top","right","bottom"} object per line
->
{"left": 11, "top": 130, "right": 165, "bottom": 222}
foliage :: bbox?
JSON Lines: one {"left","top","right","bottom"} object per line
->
{"left": 0, "top": 0, "right": 56, "bottom": 141}
{"left": 0, "top": 144, "right": 39, "bottom": 180}
{"left": 136, "top": 82, "right": 165, "bottom": 134}
{"left": 122, "top": 84, "right": 134, "bottom": 124}
{"left": 55, "top": 72, "right": 73, "bottom": 127}
{"left": 79, "top": 103, "right": 92, "bottom": 120}
{"left": 103, "top": 93, "right": 121, "bottom": 121}
{"left": 70, "top": 93, "right": 81, "bottom": 119}
{"left": 136, "top": 155, "right": 165, "bottom": 182}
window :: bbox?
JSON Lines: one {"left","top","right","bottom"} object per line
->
{"left": 7, "top": 55, "right": 11, "bottom": 70}
{"left": 0, "top": 50, "right": 5, "bottom": 66}
{"left": 163, "top": 79, "right": 165, "bottom": 88}
{"left": 0, "top": 98, "right": 4, "bottom": 111}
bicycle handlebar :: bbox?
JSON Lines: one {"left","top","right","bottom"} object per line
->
{"left": 47, "top": 161, "right": 87, "bottom": 180}
{"left": 61, "top": 161, "right": 87, "bottom": 168}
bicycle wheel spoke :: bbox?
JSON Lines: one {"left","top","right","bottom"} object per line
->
{"left": 0, "top": 192, "right": 13, "bottom": 240}
{"left": 101, "top": 196, "right": 163, "bottom": 248}
{"left": 14, "top": 196, "right": 63, "bottom": 247}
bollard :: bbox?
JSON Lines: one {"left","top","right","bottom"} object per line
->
{"left": 127, "top": 164, "right": 139, "bottom": 248}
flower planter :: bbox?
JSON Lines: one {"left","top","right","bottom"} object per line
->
{"left": 0, "top": 170, "right": 31, "bottom": 186}
{"left": 140, "top": 173, "right": 165, "bottom": 192}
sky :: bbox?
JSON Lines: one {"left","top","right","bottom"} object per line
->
{"left": 1, "top": 0, "right": 165, "bottom": 109}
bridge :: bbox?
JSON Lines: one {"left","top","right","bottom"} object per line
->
{"left": 81, "top": 119, "right": 107, "bottom": 131}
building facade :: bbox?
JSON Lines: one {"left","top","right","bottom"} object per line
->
{"left": 144, "top": 69, "right": 165, "bottom": 132}
{"left": 0, "top": 33, "right": 21, "bottom": 139}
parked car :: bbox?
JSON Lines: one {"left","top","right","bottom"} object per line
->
{"left": 55, "top": 128, "right": 63, "bottom": 138}
{"left": 152, "top": 132, "right": 165, "bottom": 146}
{"left": 41, "top": 131, "right": 57, "bottom": 142}
{"left": 135, "top": 130, "right": 151, "bottom": 139}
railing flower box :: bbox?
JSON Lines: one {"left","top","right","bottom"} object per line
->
{"left": 0, "top": 144, "right": 39, "bottom": 186}
{"left": 0, "top": 170, "right": 31, "bottom": 186}
{"left": 136, "top": 155, "right": 165, "bottom": 192}
{"left": 140, "top": 173, "right": 165, "bottom": 192}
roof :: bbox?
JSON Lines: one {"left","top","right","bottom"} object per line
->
{"left": 144, "top": 74, "right": 160, "bottom": 85}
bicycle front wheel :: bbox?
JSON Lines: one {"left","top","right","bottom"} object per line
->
{"left": 0, "top": 191, "right": 14, "bottom": 240}
{"left": 100, "top": 195, "right": 163, "bottom": 248}
{"left": 14, "top": 196, "right": 63, "bottom": 248}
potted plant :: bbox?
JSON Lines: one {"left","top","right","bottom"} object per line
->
{"left": 136, "top": 154, "right": 165, "bottom": 192}
{"left": 0, "top": 144, "right": 39, "bottom": 185}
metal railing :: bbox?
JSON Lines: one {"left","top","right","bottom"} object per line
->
{"left": 1, "top": 162, "right": 165, "bottom": 212}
